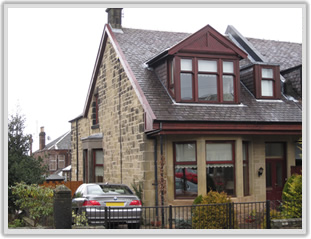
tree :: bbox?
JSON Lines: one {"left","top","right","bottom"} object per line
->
{"left": 8, "top": 111, "right": 48, "bottom": 213}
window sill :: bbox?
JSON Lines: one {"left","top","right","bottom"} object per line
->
{"left": 91, "top": 124, "right": 99, "bottom": 129}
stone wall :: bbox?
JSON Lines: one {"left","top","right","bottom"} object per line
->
{"left": 70, "top": 38, "right": 156, "bottom": 206}
{"left": 271, "top": 218, "right": 302, "bottom": 229}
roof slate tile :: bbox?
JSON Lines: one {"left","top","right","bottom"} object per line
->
{"left": 114, "top": 28, "right": 301, "bottom": 123}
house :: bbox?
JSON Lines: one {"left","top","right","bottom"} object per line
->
{"left": 33, "top": 127, "right": 72, "bottom": 180}
{"left": 70, "top": 8, "right": 302, "bottom": 207}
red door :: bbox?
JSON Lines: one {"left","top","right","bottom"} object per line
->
{"left": 266, "top": 158, "right": 286, "bottom": 201}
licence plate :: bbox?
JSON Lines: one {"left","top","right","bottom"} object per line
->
{"left": 106, "top": 202, "right": 125, "bottom": 207}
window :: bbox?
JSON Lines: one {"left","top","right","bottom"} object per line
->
{"left": 222, "top": 61, "right": 235, "bottom": 102}
{"left": 58, "top": 155, "right": 65, "bottom": 169}
{"left": 168, "top": 59, "right": 175, "bottom": 95}
{"left": 49, "top": 155, "right": 57, "bottom": 171}
{"left": 253, "top": 64, "right": 280, "bottom": 99}
{"left": 172, "top": 57, "right": 238, "bottom": 103}
{"left": 93, "top": 150, "right": 103, "bottom": 182}
{"left": 92, "top": 94, "right": 99, "bottom": 126}
{"left": 243, "top": 142, "right": 249, "bottom": 196}
{"left": 174, "top": 142, "right": 197, "bottom": 199}
{"left": 261, "top": 68, "right": 274, "bottom": 97}
{"left": 206, "top": 141, "right": 235, "bottom": 196}
{"left": 198, "top": 60, "right": 218, "bottom": 101}
{"left": 180, "top": 59, "right": 193, "bottom": 101}
{"left": 265, "top": 143, "right": 284, "bottom": 158}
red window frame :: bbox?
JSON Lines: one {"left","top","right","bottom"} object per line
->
{"left": 205, "top": 141, "right": 236, "bottom": 196}
{"left": 173, "top": 141, "right": 198, "bottom": 199}
{"left": 170, "top": 55, "right": 240, "bottom": 104}
{"left": 168, "top": 58, "right": 175, "bottom": 97}
{"left": 93, "top": 149, "right": 103, "bottom": 183}
{"left": 253, "top": 64, "right": 281, "bottom": 99}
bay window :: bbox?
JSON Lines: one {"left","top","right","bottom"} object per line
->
{"left": 171, "top": 57, "right": 239, "bottom": 103}
{"left": 206, "top": 141, "right": 235, "bottom": 196}
{"left": 174, "top": 142, "right": 198, "bottom": 199}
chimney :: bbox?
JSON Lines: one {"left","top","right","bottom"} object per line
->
{"left": 106, "top": 8, "right": 123, "bottom": 29}
{"left": 39, "top": 127, "right": 46, "bottom": 150}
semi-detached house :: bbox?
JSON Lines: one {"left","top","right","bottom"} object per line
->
{"left": 70, "top": 8, "right": 302, "bottom": 207}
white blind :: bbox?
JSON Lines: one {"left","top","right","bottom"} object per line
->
{"left": 206, "top": 164, "right": 233, "bottom": 168}
{"left": 95, "top": 150, "right": 103, "bottom": 164}
{"left": 175, "top": 165, "right": 197, "bottom": 169}
{"left": 261, "top": 80, "right": 273, "bottom": 96}
{"left": 262, "top": 68, "right": 273, "bottom": 78}
{"left": 223, "top": 61, "right": 234, "bottom": 73}
{"left": 198, "top": 60, "right": 217, "bottom": 72}
{"left": 176, "top": 143, "right": 196, "bottom": 162}
{"left": 181, "top": 59, "right": 192, "bottom": 71}
{"left": 206, "top": 143, "right": 232, "bottom": 161}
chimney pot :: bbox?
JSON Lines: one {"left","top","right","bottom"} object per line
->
{"left": 106, "top": 8, "right": 123, "bottom": 29}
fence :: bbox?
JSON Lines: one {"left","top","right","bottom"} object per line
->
{"left": 72, "top": 200, "right": 302, "bottom": 229}
{"left": 40, "top": 181, "right": 83, "bottom": 197}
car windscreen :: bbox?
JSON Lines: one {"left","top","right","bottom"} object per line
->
{"left": 86, "top": 185, "right": 133, "bottom": 195}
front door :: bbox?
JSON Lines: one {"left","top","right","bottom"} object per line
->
{"left": 265, "top": 143, "right": 286, "bottom": 201}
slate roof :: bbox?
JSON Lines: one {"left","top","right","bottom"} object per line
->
{"left": 42, "top": 131, "right": 71, "bottom": 151}
{"left": 246, "top": 38, "right": 302, "bottom": 71}
{"left": 113, "top": 28, "right": 302, "bottom": 123}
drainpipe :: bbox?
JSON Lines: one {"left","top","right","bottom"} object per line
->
{"left": 76, "top": 119, "right": 79, "bottom": 181}
{"left": 160, "top": 133, "right": 165, "bottom": 226}
{"left": 153, "top": 137, "right": 159, "bottom": 217}
{"left": 119, "top": 69, "right": 123, "bottom": 184}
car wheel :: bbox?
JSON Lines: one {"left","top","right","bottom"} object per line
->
{"left": 128, "top": 223, "right": 140, "bottom": 229}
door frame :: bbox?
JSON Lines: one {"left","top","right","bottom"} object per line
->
{"left": 265, "top": 142, "right": 287, "bottom": 201}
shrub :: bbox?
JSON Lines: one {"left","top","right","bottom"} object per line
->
{"left": 72, "top": 210, "right": 88, "bottom": 226}
{"left": 131, "top": 180, "right": 144, "bottom": 206}
{"left": 282, "top": 174, "right": 302, "bottom": 218}
{"left": 8, "top": 219, "right": 25, "bottom": 228}
{"left": 192, "top": 191, "right": 236, "bottom": 229}
{"left": 10, "top": 182, "right": 54, "bottom": 227}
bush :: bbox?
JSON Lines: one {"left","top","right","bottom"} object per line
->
{"left": 72, "top": 210, "right": 88, "bottom": 226}
{"left": 8, "top": 219, "right": 25, "bottom": 228}
{"left": 282, "top": 174, "right": 302, "bottom": 218}
{"left": 11, "top": 182, "right": 54, "bottom": 227}
{"left": 192, "top": 191, "right": 236, "bottom": 229}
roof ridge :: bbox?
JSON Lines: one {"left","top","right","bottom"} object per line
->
{"left": 121, "top": 27, "right": 192, "bottom": 35}
{"left": 246, "top": 37, "right": 302, "bottom": 45}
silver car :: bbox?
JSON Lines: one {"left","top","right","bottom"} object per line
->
{"left": 72, "top": 183, "right": 142, "bottom": 228}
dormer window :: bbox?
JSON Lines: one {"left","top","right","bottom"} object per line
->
{"left": 171, "top": 57, "right": 240, "bottom": 104}
{"left": 253, "top": 64, "right": 281, "bottom": 99}
{"left": 150, "top": 25, "right": 247, "bottom": 104}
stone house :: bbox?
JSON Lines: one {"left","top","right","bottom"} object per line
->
{"left": 70, "top": 8, "right": 302, "bottom": 207}
{"left": 33, "top": 127, "right": 71, "bottom": 180}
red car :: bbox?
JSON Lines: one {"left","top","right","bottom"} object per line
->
{"left": 175, "top": 168, "right": 198, "bottom": 184}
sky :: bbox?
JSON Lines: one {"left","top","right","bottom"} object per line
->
{"left": 6, "top": 4, "right": 305, "bottom": 152}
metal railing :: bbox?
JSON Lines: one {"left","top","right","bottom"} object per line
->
{"left": 72, "top": 200, "right": 301, "bottom": 229}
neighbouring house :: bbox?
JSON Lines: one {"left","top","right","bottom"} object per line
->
{"left": 70, "top": 8, "right": 302, "bottom": 207}
{"left": 33, "top": 127, "right": 72, "bottom": 180}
